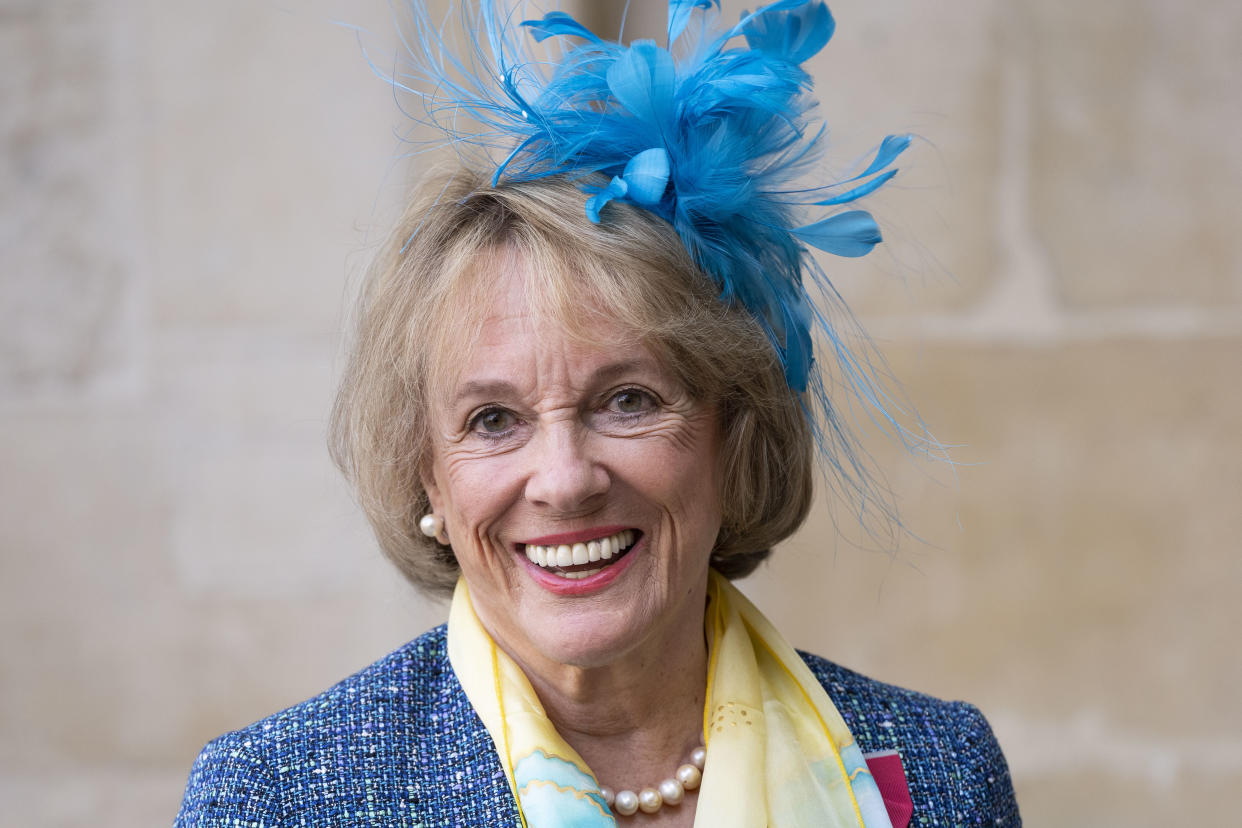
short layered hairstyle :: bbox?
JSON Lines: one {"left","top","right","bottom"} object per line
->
{"left": 330, "top": 170, "right": 814, "bottom": 595}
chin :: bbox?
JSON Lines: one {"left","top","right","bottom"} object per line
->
{"left": 522, "top": 590, "right": 658, "bottom": 670}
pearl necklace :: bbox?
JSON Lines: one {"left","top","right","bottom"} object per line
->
{"left": 601, "top": 745, "right": 706, "bottom": 817}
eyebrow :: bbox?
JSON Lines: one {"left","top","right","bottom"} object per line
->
{"left": 449, "top": 359, "right": 657, "bottom": 407}
{"left": 450, "top": 379, "right": 519, "bottom": 408}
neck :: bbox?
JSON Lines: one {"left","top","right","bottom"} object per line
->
{"left": 528, "top": 629, "right": 707, "bottom": 745}
{"left": 488, "top": 583, "right": 710, "bottom": 784}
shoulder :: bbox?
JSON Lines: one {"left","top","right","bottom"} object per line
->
{"left": 175, "top": 626, "right": 519, "bottom": 828}
{"left": 799, "top": 651, "right": 1022, "bottom": 826}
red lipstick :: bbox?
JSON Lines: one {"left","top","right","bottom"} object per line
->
{"left": 518, "top": 535, "right": 642, "bottom": 596}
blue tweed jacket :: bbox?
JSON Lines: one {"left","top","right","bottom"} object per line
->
{"left": 176, "top": 625, "right": 1020, "bottom": 826}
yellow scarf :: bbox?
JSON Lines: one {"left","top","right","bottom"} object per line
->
{"left": 447, "top": 571, "right": 892, "bottom": 828}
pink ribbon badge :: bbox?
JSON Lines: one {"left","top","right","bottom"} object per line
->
{"left": 864, "top": 750, "right": 913, "bottom": 828}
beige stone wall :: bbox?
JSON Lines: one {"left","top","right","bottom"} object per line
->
{"left": 3, "top": 1, "right": 1238, "bottom": 824}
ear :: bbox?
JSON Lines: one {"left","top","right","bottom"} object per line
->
{"left": 419, "top": 467, "right": 452, "bottom": 546}
{"left": 421, "top": 469, "right": 442, "bottom": 515}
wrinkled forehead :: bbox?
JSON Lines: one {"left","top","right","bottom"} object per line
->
{"left": 421, "top": 243, "right": 652, "bottom": 400}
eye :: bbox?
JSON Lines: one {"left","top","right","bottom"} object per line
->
{"left": 608, "top": 388, "right": 655, "bottom": 415}
{"left": 470, "top": 407, "right": 517, "bottom": 435}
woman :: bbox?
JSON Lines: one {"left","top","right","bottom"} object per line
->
{"left": 177, "top": 2, "right": 1019, "bottom": 826}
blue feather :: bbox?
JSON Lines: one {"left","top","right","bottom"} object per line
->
{"left": 792, "top": 210, "right": 883, "bottom": 257}
{"left": 852, "top": 133, "right": 912, "bottom": 180}
{"left": 520, "top": 11, "right": 602, "bottom": 44}
{"left": 813, "top": 168, "right": 897, "bottom": 205}
{"left": 668, "top": 0, "right": 717, "bottom": 44}
{"left": 606, "top": 41, "right": 677, "bottom": 127}
{"left": 622, "top": 147, "right": 671, "bottom": 206}
{"left": 724, "top": 0, "right": 819, "bottom": 42}
{"left": 585, "top": 176, "right": 628, "bottom": 223}
{"left": 742, "top": 0, "right": 834, "bottom": 64}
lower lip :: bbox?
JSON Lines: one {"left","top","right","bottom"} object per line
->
{"left": 517, "top": 539, "right": 641, "bottom": 596}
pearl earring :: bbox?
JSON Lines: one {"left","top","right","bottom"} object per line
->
{"left": 418, "top": 514, "right": 444, "bottom": 538}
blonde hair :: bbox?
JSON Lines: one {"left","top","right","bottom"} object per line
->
{"left": 330, "top": 170, "right": 813, "bottom": 595}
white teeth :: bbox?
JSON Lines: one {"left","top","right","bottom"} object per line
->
{"left": 559, "top": 566, "right": 604, "bottom": 580}
{"left": 523, "top": 529, "right": 637, "bottom": 574}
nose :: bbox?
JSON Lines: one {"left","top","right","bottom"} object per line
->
{"left": 523, "top": 419, "right": 609, "bottom": 514}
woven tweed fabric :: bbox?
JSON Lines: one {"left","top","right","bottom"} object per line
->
{"left": 175, "top": 625, "right": 1020, "bottom": 827}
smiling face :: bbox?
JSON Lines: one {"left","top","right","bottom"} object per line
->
{"left": 422, "top": 249, "right": 723, "bottom": 670}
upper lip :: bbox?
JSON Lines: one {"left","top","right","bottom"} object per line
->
{"left": 520, "top": 525, "right": 633, "bottom": 546}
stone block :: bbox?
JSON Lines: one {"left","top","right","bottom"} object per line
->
{"left": 150, "top": 331, "right": 375, "bottom": 597}
{"left": 0, "top": 331, "right": 447, "bottom": 770}
{"left": 0, "top": 406, "right": 179, "bottom": 768}
{"left": 1016, "top": 769, "right": 1235, "bottom": 826}
{"left": 137, "top": 0, "right": 411, "bottom": 330}
{"left": 1027, "top": 0, "right": 1242, "bottom": 309}
{"left": 0, "top": 0, "right": 139, "bottom": 400}
{"left": 2, "top": 769, "right": 189, "bottom": 828}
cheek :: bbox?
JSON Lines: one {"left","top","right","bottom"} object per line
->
{"left": 633, "top": 440, "right": 724, "bottom": 538}
{"left": 681, "top": 443, "right": 725, "bottom": 547}
{"left": 435, "top": 457, "right": 522, "bottom": 589}
{"left": 436, "top": 450, "right": 524, "bottom": 536}
{"left": 673, "top": 418, "right": 724, "bottom": 514}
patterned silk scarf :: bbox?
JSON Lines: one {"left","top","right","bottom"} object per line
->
{"left": 447, "top": 571, "right": 893, "bottom": 828}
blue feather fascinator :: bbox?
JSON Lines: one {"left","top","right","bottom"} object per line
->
{"left": 382, "top": 0, "right": 935, "bottom": 529}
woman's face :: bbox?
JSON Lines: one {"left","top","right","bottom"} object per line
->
{"left": 423, "top": 251, "right": 723, "bottom": 670}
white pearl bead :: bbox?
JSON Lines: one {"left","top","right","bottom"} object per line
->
{"left": 613, "top": 789, "right": 639, "bottom": 816}
{"left": 418, "top": 514, "right": 442, "bottom": 538}
{"left": 600, "top": 744, "right": 704, "bottom": 816}
{"left": 658, "top": 777, "right": 685, "bottom": 805}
